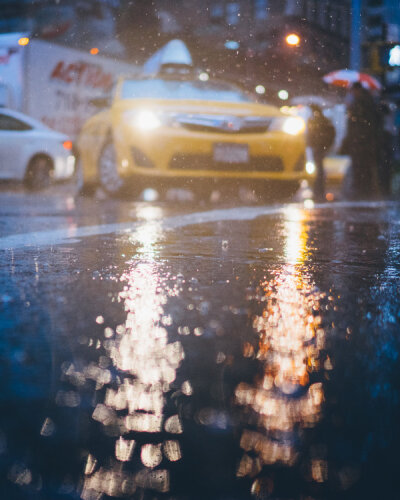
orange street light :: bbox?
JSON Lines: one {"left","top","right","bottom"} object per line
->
{"left": 18, "top": 37, "right": 30, "bottom": 46}
{"left": 285, "top": 33, "right": 300, "bottom": 46}
{"left": 90, "top": 47, "right": 99, "bottom": 55}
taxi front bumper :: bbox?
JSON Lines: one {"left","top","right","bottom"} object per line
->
{"left": 114, "top": 127, "right": 309, "bottom": 182}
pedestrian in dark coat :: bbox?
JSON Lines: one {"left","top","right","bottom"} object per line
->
{"left": 341, "top": 82, "right": 380, "bottom": 199}
{"left": 376, "top": 101, "right": 394, "bottom": 197}
{"left": 306, "top": 104, "right": 336, "bottom": 201}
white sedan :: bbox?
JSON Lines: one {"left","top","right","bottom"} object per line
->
{"left": 0, "top": 108, "right": 75, "bottom": 189}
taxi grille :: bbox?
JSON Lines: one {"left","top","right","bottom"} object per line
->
{"left": 175, "top": 115, "right": 273, "bottom": 134}
{"left": 180, "top": 123, "right": 269, "bottom": 134}
{"left": 169, "top": 154, "right": 284, "bottom": 172}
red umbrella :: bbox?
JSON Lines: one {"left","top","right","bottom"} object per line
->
{"left": 323, "top": 69, "right": 382, "bottom": 91}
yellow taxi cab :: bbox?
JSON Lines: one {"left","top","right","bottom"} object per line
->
{"left": 77, "top": 67, "right": 311, "bottom": 199}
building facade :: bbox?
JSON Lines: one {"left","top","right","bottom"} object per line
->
{"left": 1, "top": 0, "right": 399, "bottom": 92}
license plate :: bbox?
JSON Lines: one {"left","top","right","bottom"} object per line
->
{"left": 213, "top": 144, "right": 249, "bottom": 163}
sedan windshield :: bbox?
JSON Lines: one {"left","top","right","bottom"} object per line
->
{"left": 121, "top": 79, "right": 254, "bottom": 103}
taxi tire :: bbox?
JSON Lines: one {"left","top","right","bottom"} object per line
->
{"left": 24, "top": 155, "right": 53, "bottom": 190}
{"left": 98, "top": 138, "right": 126, "bottom": 197}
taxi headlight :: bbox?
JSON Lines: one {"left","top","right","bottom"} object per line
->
{"left": 124, "top": 110, "right": 162, "bottom": 131}
{"left": 271, "top": 116, "right": 305, "bottom": 136}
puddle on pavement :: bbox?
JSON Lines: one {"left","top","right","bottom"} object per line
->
{"left": 1, "top": 204, "right": 400, "bottom": 499}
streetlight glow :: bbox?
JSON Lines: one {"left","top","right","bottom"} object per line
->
{"left": 286, "top": 33, "right": 300, "bottom": 46}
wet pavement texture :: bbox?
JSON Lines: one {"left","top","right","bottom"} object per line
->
{"left": 1, "top": 183, "right": 400, "bottom": 499}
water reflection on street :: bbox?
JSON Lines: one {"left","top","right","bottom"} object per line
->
{"left": 1, "top": 200, "right": 400, "bottom": 499}
{"left": 236, "top": 209, "right": 325, "bottom": 488}
{"left": 82, "top": 208, "right": 183, "bottom": 498}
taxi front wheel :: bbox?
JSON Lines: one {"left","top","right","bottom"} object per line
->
{"left": 98, "top": 139, "right": 126, "bottom": 197}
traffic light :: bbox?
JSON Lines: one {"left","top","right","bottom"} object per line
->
{"left": 379, "top": 43, "right": 400, "bottom": 69}
{"left": 366, "top": 42, "right": 400, "bottom": 73}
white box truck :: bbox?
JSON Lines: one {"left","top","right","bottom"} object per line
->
{"left": 0, "top": 33, "right": 136, "bottom": 138}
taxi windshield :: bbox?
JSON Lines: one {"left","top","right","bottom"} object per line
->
{"left": 121, "top": 78, "right": 253, "bottom": 103}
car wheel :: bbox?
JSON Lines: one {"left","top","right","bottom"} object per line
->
{"left": 24, "top": 155, "right": 53, "bottom": 190}
{"left": 98, "top": 140, "right": 125, "bottom": 196}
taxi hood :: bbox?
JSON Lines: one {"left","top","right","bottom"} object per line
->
{"left": 113, "top": 98, "right": 282, "bottom": 118}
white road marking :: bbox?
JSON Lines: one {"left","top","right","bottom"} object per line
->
{"left": 0, "top": 201, "right": 394, "bottom": 251}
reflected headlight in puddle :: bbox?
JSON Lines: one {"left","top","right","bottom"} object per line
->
{"left": 306, "top": 161, "right": 316, "bottom": 174}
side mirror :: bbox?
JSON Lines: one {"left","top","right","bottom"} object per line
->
{"left": 89, "top": 96, "right": 111, "bottom": 108}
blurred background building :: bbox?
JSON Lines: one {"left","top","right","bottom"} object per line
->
{"left": 0, "top": 0, "right": 399, "bottom": 100}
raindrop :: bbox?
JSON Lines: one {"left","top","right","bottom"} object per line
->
{"left": 161, "top": 314, "right": 173, "bottom": 326}
{"left": 116, "top": 437, "right": 136, "bottom": 462}
{"left": 164, "top": 415, "right": 183, "bottom": 434}
{"left": 178, "top": 326, "right": 190, "bottom": 335}
{"left": 84, "top": 454, "right": 97, "bottom": 475}
{"left": 216, "top": 352, "right": 226, "bottom": 364}
{"left": 194, "top": 326, "right": 204, "bottom": 336}
{"left": 104, "top": 327, "right": 114, "bottom": 338}
{"left": 116, "top": 325, "right": 126, "bottom": 335}
{"left": 141, "top": 443, "right": 162, "bottom": 468}
{"left": 181, "top": 380, "right": 193, "bottom": 395}
{"left": 8, "top": 464, "right": 32, "bottom": 486}
{"left": 40, "top": 417, "right": 55, "bottom": 437}
{"left": 163, "top": 440, "right": 182, "bottom": 462}
{"left": 92, "top": 404, "right": 116, "bottom": 426}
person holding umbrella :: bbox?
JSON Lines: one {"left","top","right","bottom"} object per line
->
{"left": 323, "top": 70, "right": 383, "bottom": 199}
{"left": 340, "top": 82, "right": 381, "bottom": 199}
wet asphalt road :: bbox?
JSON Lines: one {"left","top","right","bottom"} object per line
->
{"left": 1, "top": 182, "right": 400, "bottom": 500}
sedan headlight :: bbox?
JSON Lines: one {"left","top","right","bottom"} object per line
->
{"left": 270, "top": 116, "right": 306, "bottom": 136}
{"left": 124, "top": 110, "right": 162, "bottom": 131}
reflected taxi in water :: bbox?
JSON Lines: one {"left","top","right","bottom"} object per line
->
{"left": 77, "top": 205, "right": 327, "bottom": 499}
{"left": 77, "top": 66, "right": 310, "bottom": 199}
{"left": 236, "top": 209, "right": 326, "bottom": 487}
